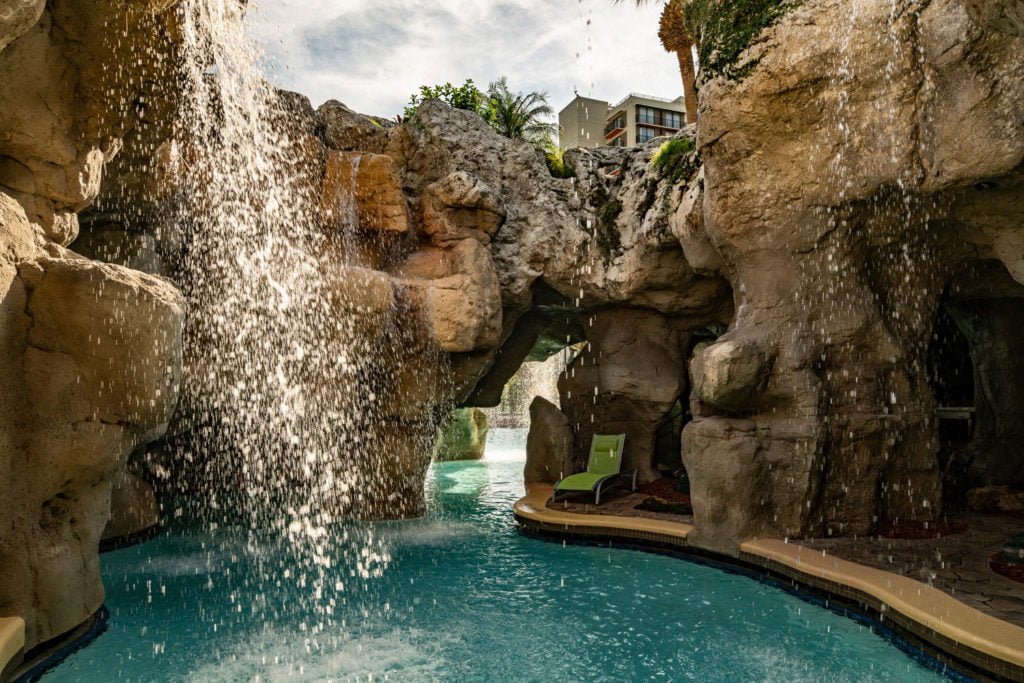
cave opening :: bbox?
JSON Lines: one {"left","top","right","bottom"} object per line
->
{"left": 928, "top": 260, "right": 1024, "bottom": 507}
{"left": 926, "top": 303, "right": 975, "bottom": 502}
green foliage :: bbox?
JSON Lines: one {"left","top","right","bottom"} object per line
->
{"left": 650, "top": 136, "right": 698, "bottom": 184}
{"left": 485, "top": 77, "right": 558, "bottom": 148}
{"left": 404, "top": 77, "right": 559, "bottom": 161}
{"left": 543, "top": 146, "right": 575, "bottom": 179}
{"left": 404, "top": 79, "right": 489, "bottom": 120}
{"left": 680, "top": 0, "right": 800, "bottom": 80}
{"left": 596, "top": 228, "right": 622, "bottom": 259}
{"left": 598, "top": 199, "right": 623, "bottom": 227}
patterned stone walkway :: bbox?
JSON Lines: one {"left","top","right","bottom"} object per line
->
{"left": 548, "top": 490, "right": 1024, "bottom": 627}
{"left": 800, "top": 513, "right": 1024, "bottom": 627}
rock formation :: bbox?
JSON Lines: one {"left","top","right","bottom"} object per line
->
{"left": 3, "top": 0, "right": 1024, "bottom": 660}
{"left": 86, "top": 0, "right": 1024, "bottom": 556}
{"left": 524, "top": 397, "right": 573, "bottom": 486}
{"left": 682, "top": 0, "right": 1024, "bottom": 551}
{"left": 0, "top": 0, "right": 184, "bottom": 652}
{"left": 434, "top": 408, "right": 489, "bottom": 462}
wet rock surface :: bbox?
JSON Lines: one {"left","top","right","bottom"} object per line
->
{"left": 433, "top": 407, "right": 489, "bottom": 462}
{"left": 0, "top": 0, "right": 185, "bottom": 652}
{"left": 682, "top": 0, "right": 1024, "bottom": 551}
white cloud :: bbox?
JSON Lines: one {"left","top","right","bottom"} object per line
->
{"left": 245, "top": 0, "right": 683, "bottom": 119}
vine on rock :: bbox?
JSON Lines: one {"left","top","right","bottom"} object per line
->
{"left": 680, "top": 0, "right": 802, "bottom": 80}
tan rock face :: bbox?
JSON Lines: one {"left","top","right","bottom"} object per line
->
{"left": 22, "top": 258, "right": 183, "bottom": 432}
{"left": 322, "top": 151, "right": 409, "bottom": 235}
{"left": 0, "top": 0, "right": 44, "bottom": 51}
{"left": 682, "top": 0, "right": 1024, "bottom": 550}
{"left": 0, "top": 250, "right": 184, "bottom": 649}
{"left": 400, "top": 240, "right": 503, "bottom": 353}
{"left": 0, "top": 0, "right": 179, "bottom": 240}
{"left": 524, "top": 397, "right": 573, "bottom": 486}
{"left": 960, "top": 0, "right": 1024, "bottom": 35}
{"left": 0, "top": 0, "right": 184, "bottom": 652}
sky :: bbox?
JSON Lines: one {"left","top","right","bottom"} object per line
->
{"left": 244, "top": 0, "right": 682, "bottom": 120}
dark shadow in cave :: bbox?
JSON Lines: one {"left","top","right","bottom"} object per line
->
{"left": 931, "top": 260, "right": 1024, "bottom": 506}
{"left": 926, "top": 303, "right": 975, "bottom": 502}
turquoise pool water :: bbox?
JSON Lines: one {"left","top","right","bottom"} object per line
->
{"left": 48, "top": 429, "right": 947, "bottom": 681}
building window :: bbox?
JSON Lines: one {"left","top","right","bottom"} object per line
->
{"left": 637, "top": 106, "right": 656, "bottom": 125}
{"left": 637, "top": 125, "right": 658, "bottom": 143}
{"left": 664, "top": 111, "right": 682, "bottom": 129}
{"left": 610, "top": 135, "right": 625, "bottom": 147}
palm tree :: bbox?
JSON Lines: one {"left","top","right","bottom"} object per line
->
{"left": 485, "top": 77, "right": 557, "bottom": 148}
{"left": 659, "top": 0, "right": 698, "bottom": 124}
{"left": 617, "top": 0, "right": 699, "bottom": 124}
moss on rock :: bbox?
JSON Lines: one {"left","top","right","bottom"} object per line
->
{"left": 682, "top": 0, "right": 801, "bottom": 80}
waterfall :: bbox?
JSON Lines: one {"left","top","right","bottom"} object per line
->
{"left": 164, "top": 0, "right": 394, "bottom": 592}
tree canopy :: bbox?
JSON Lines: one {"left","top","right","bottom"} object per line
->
{"left": 404, "top": 77, "right": 557, "bottom": 149}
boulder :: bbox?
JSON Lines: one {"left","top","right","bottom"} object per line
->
{"left": 692, "top": 340, "right": 774, "bottom": 412}
{"left": 434, "top": 408, "right": 489, "bottom": 461}
{"left": 417, "top": 171, "right": 506, "bottom": 244}
{"left": 322, "top": 151, "right": 409, "bottom": 234}
{"left": 317, "top": 99, "right": 391, "bottom": 153}
{"left": 524, "top": 397, "right": 573, "bottom": 486}
{"left": 21, "top": 257, "right": 183, "bottom": 432}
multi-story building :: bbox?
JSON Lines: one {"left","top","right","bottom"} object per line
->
{"left": 558, "top": 93, "right": 687, "bottom": 149}
{"left": 557, "top": 95, "right": 609, "bottom": 149}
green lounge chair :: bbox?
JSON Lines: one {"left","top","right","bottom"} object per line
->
{"left": 551, "top": 434, "right": 635, "bottom": 505}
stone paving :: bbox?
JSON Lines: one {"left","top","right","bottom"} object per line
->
{"left": 802, "top": 513, "right": 1024, "bottom": 628}
{"left": 546, "top": 488, "right": 694, "bottom": 525}
{"left": 546, "top": 490, "right": 1024, "bottom": 628}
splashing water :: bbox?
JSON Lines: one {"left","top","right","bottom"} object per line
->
{"left": 159, "top": 0, "right": 408, "bottom": 608}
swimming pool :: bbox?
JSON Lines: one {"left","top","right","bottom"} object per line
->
{"left": 47, "top": 429, "right": 946, "bottom": 681}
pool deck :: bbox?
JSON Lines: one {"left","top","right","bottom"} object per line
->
{"left": 514, "top": 486, "right": 1024, "bottom": 682}
{"left": 0, "top": 617, "right": 25, "bottom": 680}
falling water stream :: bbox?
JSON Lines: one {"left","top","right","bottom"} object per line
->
{"left": 160, "top": 0, "right": 395, "bottom": 625}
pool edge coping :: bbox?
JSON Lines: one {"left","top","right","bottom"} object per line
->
{"left": 514, "top": 485, "right": 1024, "bottom": 682}
{"left": 0, "top": 618, "right": 24, "bottom": 681}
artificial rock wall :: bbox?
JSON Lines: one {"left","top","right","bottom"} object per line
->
{"left": 682, "top": 0, "right": 1024, "bottom": 551}
{"left": 2, "top": 0, "right": 1024, "bottom": 657}
{"left": 0, "top": 0, "right": 184, "bottom": 651}
{"left": 72, "top": 0, "right": 1024, "bottom": 555}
